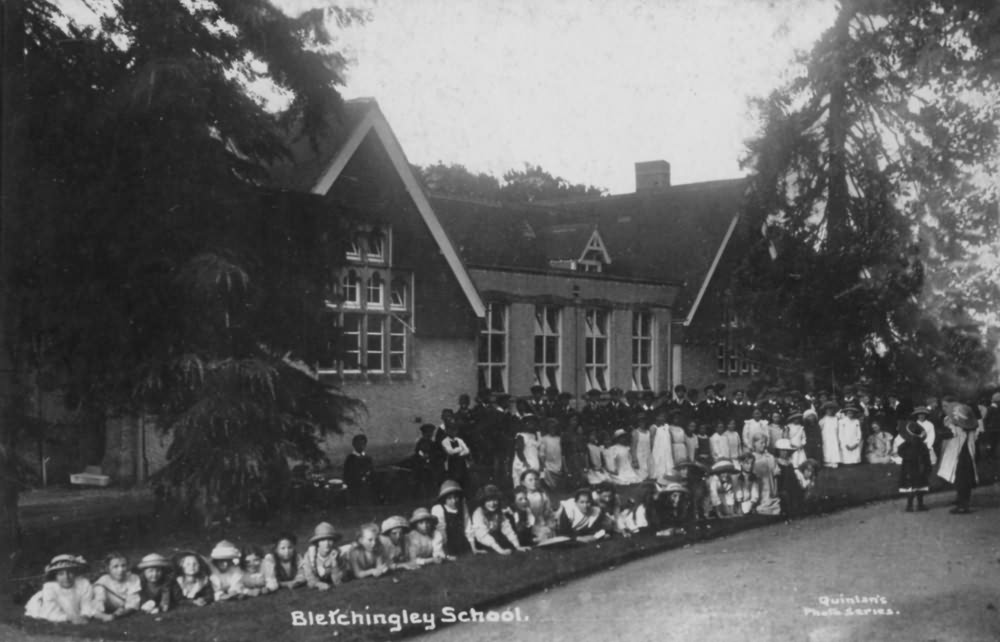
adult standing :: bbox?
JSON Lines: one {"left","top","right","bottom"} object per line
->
{"left": 937, "top": 403, "right": 980, "bottom": 514}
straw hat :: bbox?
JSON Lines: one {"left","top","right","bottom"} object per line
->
{"left": 380, "top": 515, "right": 410, "bottom": 534}
{"left": 821, "top": 401, "right": 839, "bottom": 412}
{"left": 612, "top": 428, "right": 627, "bottom": 439}
{"left": 911, "top": 406, "right": 931, "bottom": 417}
{"left": 476, "top": 484, "right": 504, "bottom": 505}
{"left": 948, "top": 404, "right": 978, "bottom": 431}
{"left": 436, "top": 479, "right": 464, "bottom": 502}
{"left": 785, "top": 412, "right": 804, "bottom": 423}
{"left": 661, "top": 481, "right": 689, "bottom": 494}
{"left": 711, "top": 460, "right": 738, "bottom": 475}
{"left": 409, "top": 507, "right": 438, "bottom": 527}
{"left": 135, "top": 553, "right": 171, "bottom": 570}
{"left": 774, "top": 438, "right": 793, "bottom": 451}
{"left": 841, "top": 405, "right": 860, "bottom": 415}
{"left": 210, "top": 540, "right": 241, "bottom": 561}
{"left": 44, "top": 554, "right": 87, "bottom": 578}
{"left": 904, "top": 422, "right": 926, "bottom": 440}
{"left": 308, "top": 522, "right": 343, "bottom": 545}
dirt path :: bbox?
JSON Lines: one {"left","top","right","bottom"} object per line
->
{"left": 422, "top": 485, "right": 1000, "bottom": 642}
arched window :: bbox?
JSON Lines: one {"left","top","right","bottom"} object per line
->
{"left": 342, "top": 270, "right": 360, "bottom": 307}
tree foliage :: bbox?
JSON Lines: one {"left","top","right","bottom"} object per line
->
{"left": 737, "top": 0, "right": 1000, "bottom": 393}
{"left": 8, "top": 0, "right": 367, "bottom": 523}
{"left": 414, "top": 161, "right": 606, "bottom": 202}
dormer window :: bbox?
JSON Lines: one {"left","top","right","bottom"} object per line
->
{"left": 346, "top": 225, "right": 391, "bottom": 265}
{"left": 578, "top": 229, "right": 611, "bottom": 272}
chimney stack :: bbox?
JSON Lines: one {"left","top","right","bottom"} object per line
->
{"left": 635, "top": 160, "right": 671, "bottom": 192}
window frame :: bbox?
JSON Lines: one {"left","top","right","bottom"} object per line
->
{"left": 631, "top": 310, "right": 654, "bottom": 392}
{"left": 477, "top": 303, "right": 509, "bottom": 393}
{"left": 533, "top": 305, "right": 562, "bottom": 391}
{"left": 584, "top": 307, "right": 610, "bottom": 391}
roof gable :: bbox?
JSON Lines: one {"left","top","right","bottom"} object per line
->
{"left": 272, "top": 100, "right": 485, "bottom": 318}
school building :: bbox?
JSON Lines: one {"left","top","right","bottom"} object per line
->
{"left": 87, "top": 98, "right": 765, "bottom": 483}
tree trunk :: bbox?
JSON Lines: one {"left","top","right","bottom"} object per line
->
{"left": 825, "top": 1, "right": 854, "bottom": 252}
{"left": 0, "top": 0, "right": 26, "bottom": 579}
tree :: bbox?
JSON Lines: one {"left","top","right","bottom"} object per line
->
{"left": 499, "top": 163, "right": 606, "bottom": 202}
{"left": 737, "top": 0, "right": 1000, "bottom": 392}
{"left": 413, "top": 162, "right": 500, "bottom": 200}
{"left": 3, "top": 0, "right": 367, "bottom": 553}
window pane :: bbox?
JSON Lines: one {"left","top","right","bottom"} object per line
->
{"left": 490, "top": 336, "right": 505, "bottom": 363}
{"left": 545, "top": 337, "right": 557, "bottom": 363}
{"left": 534, "top": 335, "right": 544, "bottom": 363}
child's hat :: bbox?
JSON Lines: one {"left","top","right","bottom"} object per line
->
{"left": 904, "top": 422, "right": 926, "bottom": 440}
{"left": 612, "top": 428, "right": 627, "bottom": 439}
{"left": 308, "top": 522, "right": 343, "bottom": 545}
{"left": 821, "top": 401, "right": 839, "bottom": 411}
{"left": 409, "top": 507, "right": 438, "bottom": 527}
{"left": 774, "top": 438, "right": 793, "bottom": 451}
{"left": 947, "top": 404, "right": 978, "bottom": 431}
{"left": 136, "top": 553, "right": 171, "bottom": 570}
{"left": 798, "top": 458, "right": 821, "bottom": 472}
{"left": 437, "top": 479, "right": 464, "bottom": 501}
{"left": 660, "top": 481, "right": 689, "bottom": 495}
{"left": 44, "top": 554, "right": 87, "bottom": 577}
{"left": 785, "top": 411, "right": 803, "bottom": 423}
{"left": 210, "top": 540, "right": 241, "bottom": 561}
{"left": 710, "top": 460, "right": 738, "bottom": 475}
{"left": 910, "top": 406, "right": 930, "bottom": 417}
{"left": 655, "top": 473, "right": 686, "bottom": 488}
{"left": 380, "top": 515, "right": 410, "bottom": 534}
{"left": 476, "top": 484, "right": 504, "bottom": 505}
{"left": 841, "top": 405, "right": 860, "bottom": 414}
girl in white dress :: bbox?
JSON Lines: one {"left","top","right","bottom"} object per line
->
{"left": 837, "top": 406, "right": 863, "bottom": 465}
{"left": 650, "top": 409, "right": 676, "bottom": 479}
{"left": 512, "top": 417, "right": 542, "bottom": 486}
{"left": 608, "top": 429, "right": 643, "bottom": 485}
{"left": 819, "top": 402, "right": 842, "bottom": 468}
{"left": 631, "top": 417, "right": 653, "bottom": 479}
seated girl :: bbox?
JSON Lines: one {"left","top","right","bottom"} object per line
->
{"left": 406, "top": 507, "right": 447, "bottom": 566}
{"left": 591, "top": 482, "right": 625, "bottom": 534}
{"left": 136, "top": 553, "right": 173, "bottom": 615}
{"left": 239, "top": 545, "right": 272, "bottom": 597}
{"left": 606, "top": 429, "right": 643, "bottom": 485}
{"left": 431, "top": 480, "right": 478, "bottom": 559}
{"left": 750, "top": 434, "right": 782, "bottom": 516}
{"left": 732, "top": 453, "right": 760, "bottom": 515}
{"left": 263, "top": 532, "right": 305, "bottom": 591}
{"left": 653, "top": 478, "right": 690, "bottom": 533}
{"left": 506, "top": 485, "right": 536, "bottom": 547}
{"left": 585, "top": 430, "right": 610, "bottom": 485}
{"left": 472, "top": 485, "right": 529, "bottom": 554}
{"left": 520, "top": 469, "right": 556, "bottom": 541}
{"left": 865, "top": 420, "right": 894, "bottom": 464}
{"left": 25, "top": 555, "right": 111, "bottom": 623}
{"left": 93, "top": 552, "right": 141, "bottom": 619}
{"left": 171, "top": 551, "right": 213, "bottom": 607}
{"left": 707, "top": 460, "right": 738, "bottom": 518}
{"left": 555, "top": 487, "right": 607, "bottom": 541}
{"left": 618, "top": 485, "right": 656, "bottom": 535}
{"left": 347, "top": 523, "right": 391, "bottom": 579}
{"left": 380, "top": 516, "right": 419, "bottom": 571}
{"left": 209, "top": 540, "right": 246, "bottom": 601}
{"left": 300, "top": 522, "right": 345, "bottom": 590}
{"left": 796, "top": 459, "right": 821, "bottom": 504}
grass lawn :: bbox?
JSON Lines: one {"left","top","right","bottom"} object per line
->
{"left": 4, "top": 459, "right": 998, "bottom": 642}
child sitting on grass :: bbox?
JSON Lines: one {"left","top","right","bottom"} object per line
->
{"left": 239, "top": 545, "right": 272, "bottom": 596}
{"left": 209, "top": 540, "right": 246, "bottom": 601}
{"left": 137, "top": 553, "right": 173, "bottom": 615}
{"left": 555, "top": 487, "right": 607, "bottom": 541}
{"left": 521, "top": 469, "right": 556, "bottom": 541}
{"left": 93, "top": 552, "right": 141, "bottom": 619}
{"left": 262, "top": 533, "right": 305, "bottom": 591}
{"left": 301, "top": 522, "right": 345, "bottom": 590}
{"left": 172, "top": 552, "right": 213, "bottom": 607}
{"left": 347, "top": 523, "right": 392, "bottom": 579}
{"left": 406, "top": 508, "right": 447, "bottom": 565}
{"left": 25, "top": 555, "right": 112, "bottom": 623}
{"left": 431, "top": 480, "right": 477, "bottom": 558}
{"left": 380, "top": 516, "right": 419, "bottom": 571}
{"left": 707, "top": 460, "right": 738, "bottom": 518}
{"left": 506, "top": 485, "right": 536, "bottom": 547}
{"left": 472, "top": 485, "right": 529, "bottom": 554}
{"left": 733, "top": 453, "right": 760, "bottom": 515}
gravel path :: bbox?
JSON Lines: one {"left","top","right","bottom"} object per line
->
{"left": 422, "top": 484, "right": 1000, "bottom": 642}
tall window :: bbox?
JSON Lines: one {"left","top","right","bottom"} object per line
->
{"left": 318, "top": 225, "right": 411, "bottom": 376}
{"left": 584, "top": 308, "right": 609, "bottom": 391}
{"left": 718, "top": 293, "right": 758, "bottom": 376}
{"left": 533, "top": 305, "right": 561, "bottom": 390}
{"left": 478, "top": 303, "right": 508, "bottom": 392}
{"left": 631, "top": 311, "right": 654, "bottom": 391}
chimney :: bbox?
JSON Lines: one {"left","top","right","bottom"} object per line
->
{"left": 635, "top": 160, "right": 671, "bottom": 192}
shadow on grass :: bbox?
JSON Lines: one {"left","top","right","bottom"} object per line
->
{"left": 5, "top": 460, "right": 999, "bottom": 642}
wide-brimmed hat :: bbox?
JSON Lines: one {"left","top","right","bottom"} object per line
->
{"left": 774, "top": 438, "right": 793, "bottom": 451}
{"left": 44, "top": 554, "right": 87, "bottom": 578}
{"left": 798, "top": 458, "right": 821, "bottom": 473}
{"left": 785, "top": 412, "right": 804, "bottom": 423}
{"left": 655, "top": 473, "right": 685, "bottom": 487}
{"left": 911, "top": 406, "right": 931, "bottom": 417}
{"left": 135, "top": 553, "right": 171, "bottom": 571}
{"left": 657, "top": 478, "right": 689, "bottom": 494}
{"left": 821, "top": 401, "right": 839, "bottom": 412}
{"left": 210, "top": 540, "right": 241, "bottom": 561}
{"left": 676, "top": 461, "right": 709, "bottom": 474}
{"left": 612, "top": 428, "right": 627, "bottom": 439}
{"left": 437, "top": 479, "right": 464, "bottom": 502}
{"left": 948, "top": 404, "right": 978, "bottom": 431}
{"left": 308, "top": 522, "right": 343, "bottom": 545}
{"left": 409, "top": 507, "right": 438, "bottom": 527}
{"left": 711, "top": 460, "right": 738, "bottom": 475}
{"left": 476, "top": 484, "right": 504, "bottom": 505}
{"left": 841, "top": 405, "right": 860, "bottom": 414}
{"left": 380, "top": 515, "right": 410, "bottom": 534}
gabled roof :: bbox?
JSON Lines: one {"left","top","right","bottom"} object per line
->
{"left": 433, "top": 178, "right": 747, "bottom": 318}
{"left": 269, "top": 99, "right": 485, "bottom": 318}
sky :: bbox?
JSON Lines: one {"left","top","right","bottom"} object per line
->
{"left": 283, "top": 0, "right": 838, "bottom": 194}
